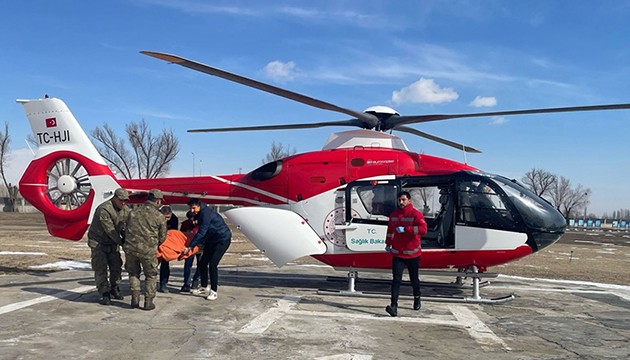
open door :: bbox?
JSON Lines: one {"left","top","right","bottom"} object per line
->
{"left": 341, "top": 179, "right": 399, "bottom": 252}
{"left": 340, "top": 176, "right": 459, "bottom": 251}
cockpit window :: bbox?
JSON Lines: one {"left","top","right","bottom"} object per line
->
{"left": 457, "top": 178, "right": 515, "bottom": 230}
{"left": 491, "top": 175, "right": 566, "bottom": 232}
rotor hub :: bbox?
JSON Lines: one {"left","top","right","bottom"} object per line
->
{"left": 57, "top": 174, "right": 78, "bottom": 194}
{"left": 363, "top": 106, "right": 399, "bottom": 117}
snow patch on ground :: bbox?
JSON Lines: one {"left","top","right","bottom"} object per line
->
{"left": 0, "top": 251, "right": 46, "bottom": 256}
{"left": 29, "top": 260, "right": 91, "bottom": 270}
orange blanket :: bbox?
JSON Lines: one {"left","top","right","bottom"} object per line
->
{"left": 157, "top": 229, "right": 200, "bottom": 262}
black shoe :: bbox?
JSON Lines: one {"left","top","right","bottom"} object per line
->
{"left": 413, "top": 296, "right": 421, "bottom": 311}
{"left": 385, "top": 305, "right": 397, "bottom": 317}
{"left": 157, "top": 284, "right": 169, "bottom": 293}
{"left": 191, "top": 280, "right": 199, "bottom": 289}
{"left": 99, "top": 293, "right": 111, "bottom": 306}
{"left": 180, "top": 285, "right": 191, "bottom": 293}
{"left": 110, "top": 288, "right": 124, "bottom": 300}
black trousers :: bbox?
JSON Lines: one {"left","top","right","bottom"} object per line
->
{"left": 159, "top": 261, "right": 170, "bottom": 286}
{"left": 199, "top": 239, "right": 231, "bottom": 291}
{"left": 390, "top": 255, "right": 421, "bottom": 306}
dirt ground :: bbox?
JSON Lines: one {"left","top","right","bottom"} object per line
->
{"left": 1, "top": 212, "right": 628, "bottom": 286}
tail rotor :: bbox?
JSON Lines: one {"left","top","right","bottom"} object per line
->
{"left": 46, "top": 157, "right": 91, "bottom": 211}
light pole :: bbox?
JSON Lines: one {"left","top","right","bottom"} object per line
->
{"left": 192, "top": 152, "right": 195, "bottom": 177}
{"left": 583, "top": 192, "right": 588, "bottom": 221}
{"left": 199, "top": 159, "right": 203, "bottom": 176}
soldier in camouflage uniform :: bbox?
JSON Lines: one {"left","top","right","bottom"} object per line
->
{"left": 124, "top": 189, "right": 167, "bottom": 311}
{"left": 87, "top": 187, "right": 130, "bottom": 305}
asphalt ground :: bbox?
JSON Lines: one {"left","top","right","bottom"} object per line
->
{"left": 1, "top": 263, "right": 629, "bottom": 360}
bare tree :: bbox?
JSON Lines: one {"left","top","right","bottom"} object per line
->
{"left": 263, "top": 141, "right": 296, "bottom": 163}
{"left": 91, "top": 119, "right": 179, "bottom": 179}
{"left": 522, "top": 168, "right": 556, "bottom": 198}
{"left": 548, "top": 176, "right": 590, "bottom": 219}
{"left": 91, "top": 124, "right": 136, "bottom": 179}
{"left": 0, "top": 122, "right": 19, "bottom": 212}
{"left": 127, "top": 120, "right": 179, "bottom": 179}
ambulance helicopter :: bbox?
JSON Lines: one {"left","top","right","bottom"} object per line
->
{"left": 18, "top": 52, "right": 630, "bottom": 303}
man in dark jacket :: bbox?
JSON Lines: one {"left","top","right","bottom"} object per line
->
{"left": 184, "top": 198, "right": 231, "bottom": 301}
{"left": 384, "top": 191, "right": 428, "bottom": 317}
{"left": 87, "top": 187, "right": 129, "bottom": 305}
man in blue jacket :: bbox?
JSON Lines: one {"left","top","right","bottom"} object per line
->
{"left": 183, "top": 198, "right": 232, "bottom": 301}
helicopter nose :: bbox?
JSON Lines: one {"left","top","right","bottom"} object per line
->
{"left": 526, "top": 208, "right": 567, "bottom": 252}
{"left": 529, "top": 230, "right": 564, "bottom": 252}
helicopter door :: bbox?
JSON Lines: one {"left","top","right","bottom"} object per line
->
{"left": 395, "top": 177, "right": 457, "bottom": 249}
{"left": 343, "top": 179, "right": 399, "bottom": 252}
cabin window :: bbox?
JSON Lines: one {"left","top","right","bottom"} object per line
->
{"left": 355, "top": 185, "right": 398, "bottom": 217}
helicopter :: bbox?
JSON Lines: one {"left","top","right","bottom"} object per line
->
{"left": 17, "top": 52, "right": 630, "bottom": 303}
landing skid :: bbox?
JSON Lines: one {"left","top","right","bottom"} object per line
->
{"left": 316, "top": 266, "right": 514, "bottom": 305}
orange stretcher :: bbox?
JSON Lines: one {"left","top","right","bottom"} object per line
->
{"left": 157, "top": 229, "right": 201, "bottom": 262}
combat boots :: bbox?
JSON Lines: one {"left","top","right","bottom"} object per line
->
{"left": 144, "top": 297, "right": 156, "bottom": 311}
{"left": 99, "top": 293, "right": 111, "bottom": 306}
{"left": 131, "top": 292, "right": 141, "bottom": 309}
{"left": 110, "top": 287, "right": 124, "bottom": 300}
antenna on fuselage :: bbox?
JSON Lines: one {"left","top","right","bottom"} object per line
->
{"left": 462, "top": 144, "right": 468, "bottom": 165}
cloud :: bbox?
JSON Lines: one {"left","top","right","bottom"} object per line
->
{"left": 489, "top": 116, "right": 507, "bottom": 125}
{"left": 391, "top": 78, "right": 458, "bottom": 105}
{"left": 470, "top": 96, "right": 497, "bottom": 107}
{"left": 264, "top": 61, "right": 297, "bottom": 82}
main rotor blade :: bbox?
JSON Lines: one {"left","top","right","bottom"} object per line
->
{"left": 395, "top": 126, "right": 481, "bottom": 153}
{"left": 188, "top": 119, "right": 369, "bottom": 133}
{"left": 384, "top": 103, "right": 630, "bottom": 129}
{"left": 141, "top": 51, "right": 379, "bottom": 128}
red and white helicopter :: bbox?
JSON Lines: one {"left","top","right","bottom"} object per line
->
{"left": 18, "top": 52, "right": 630, "bottom": 303}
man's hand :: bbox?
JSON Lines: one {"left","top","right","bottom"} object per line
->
{"left": 183, "top": 247, "right": 191, "bottom": 255}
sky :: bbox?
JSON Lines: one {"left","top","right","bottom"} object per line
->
{"left": 1, "top": 0, "right": 629, "bottom": 216}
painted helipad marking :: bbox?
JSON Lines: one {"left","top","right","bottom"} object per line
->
{"left": 0, "top": 274, "right": 131, "bottom": 316}
{"left": 0, "top": 285, "right": 95, "bottom": 316}
{"left": 238, "top": 296, "right": 508, "bottom": 349}
{"left": 448, "top": 305, "right": 511, "bottom": 351}
{"left": 237, "top": 296, "right": 301, "bottom": 334}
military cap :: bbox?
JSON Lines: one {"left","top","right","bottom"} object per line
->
{"left": 148, "top": 188, "right": 164, "bottom": 199}
{"left": 114, "top": 188, "right": 129, "bottom": 200}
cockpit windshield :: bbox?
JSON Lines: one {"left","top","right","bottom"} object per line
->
{"left": 490, "top": 175, "right": 566, "bottom": 232}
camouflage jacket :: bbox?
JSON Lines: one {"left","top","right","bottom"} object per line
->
{"left": 87, "top": 198, "right": 129, "bottom": 247}
{"left": 123, "top": 201, "right": 167, "bottom": 256}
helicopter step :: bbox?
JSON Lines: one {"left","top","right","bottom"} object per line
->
{"left": 317, "top": 266, "right": 514, "bottom": 304}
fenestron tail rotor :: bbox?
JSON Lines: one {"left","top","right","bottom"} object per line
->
{"left": 141, "top": 50, "right": 630, "bottom": 154}
{"left": 46, "top": 157, "right": 91, "bottom": 211}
